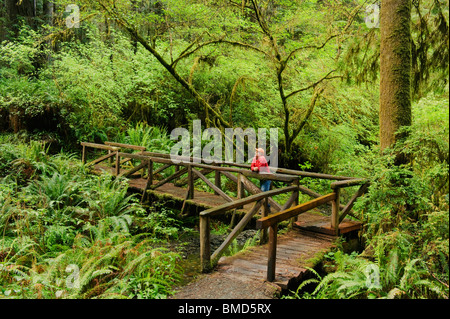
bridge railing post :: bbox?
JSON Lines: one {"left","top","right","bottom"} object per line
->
{"left": 115, "top": 152, "right": 120, "bottom": 176}
{"left": 200, "top": 215, "right": 211, "bottom": 272}
{"left": 82, "top": 145, "right": 86, "bottom": 164}
{"left": 187, "top": 164, "right": 194, "bottom": 199}
{"left": 237, "top": 173, "right": 244, "bottom": 208}
{"left": 267, "top": 223, "right": 278, "bottom": 282}
{"left": 214, "top": 163, "right": 221, "bottom": 195}
{"left": 148, "top": 160, "right": 153, "bottom": 183}
{"left": 290, "top": 179, "right": 299, "bottom": 227}
{"left": 260, "top": 197, "right": 269, "bottom": 244}
{"left": 331, "top": 186, "right": 340, "bottom": 235}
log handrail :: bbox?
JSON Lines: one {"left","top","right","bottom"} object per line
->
{"left": 330, "top": 178, "right": 369, "bottom": 189}
{"left": 104, "top": 141, "right": 147, "bottom": 151}
{"left": 80, "top": 142, "right": 120, "bottom": 151}
{"left": 83, "top": 145, "right": 368, "bottom": 229}
{"left": 143, "top": 151, "right": 359, "bottom": 180}
{"left": 200, "top": 185, "right": 298, "bottom": 217}
{"left": 86, "top": 145, "right": 368, "bottom": 229}
{"left": 256, "top": 193, "right": 336, "bottom": 229}
{"left": 117, "top": 152, "right": 298, "bottom": 183}
{"left": 255, "top": 193, "right": 337, "bottom": 282}
{"left": 118, "top": 150, "right": 366, "bottom": 183}
{"left": 81, "top": 142, "right": 119, "bottom": 165}
{"left": 86, "top": 145, "right": 362, "bottom": 181}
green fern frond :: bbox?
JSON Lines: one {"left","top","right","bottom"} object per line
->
{"left": 312, "top": 271, "right": 352, "bottom": 295}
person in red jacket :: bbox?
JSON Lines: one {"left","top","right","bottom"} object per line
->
{"left": 251, "top": 148, "right": 271, "bottom": 192}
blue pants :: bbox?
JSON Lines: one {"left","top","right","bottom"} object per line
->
{"left": 261, "top": 180, "right": 271, "bottom": 208}
{"left": 260, "top": 180, "right": 271, "bottom": 192}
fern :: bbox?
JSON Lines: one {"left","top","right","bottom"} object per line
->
{"left": 120, "top": 123, "right": 173, "bottom": 154}
{"left": 312, "top": 271, "right": 352, "bottom": 298}
{"left": 85, "top": 175, "right": 139, "bottom": 219}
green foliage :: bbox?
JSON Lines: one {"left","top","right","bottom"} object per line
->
{"left": 0, "top": 137, "right": 52, "bottom": 181}
{"left": 400, "top": 94, "right": 449, "bottom": 207}
{"left": 0, "top": 137, "right": 182, "bottom": 299}
{"left": 84, "top": 174, "right": 141, "bottom": 220}
{"left": 290, "top": 246, "right": 448, "bottom": 299}
{"left": 287, "top": 95, "right": 449, "bottom": 299}
{"left": 139, "top": 203, "right": 186, "bottom": 240}
{"left": 125, "top": 249, "right": 182, "bottom": 299}
{"left": 26, "top": 171, "right": 82, "bottom": 209}
{"left": 44, "top": 225, "right": 77, "bottom": 253}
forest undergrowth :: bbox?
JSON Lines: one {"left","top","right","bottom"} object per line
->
{"left": 0, "top": 133, "right": 187, "bottom": 299}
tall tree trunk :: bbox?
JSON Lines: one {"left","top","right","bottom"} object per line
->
{"left": 44, "top": 0, "right": 54, "bottom": 26}
{"left": 6, "top": 0, "right": 36, "bottom": 36}
{"left": 379, "top": 0, "right": 412, "bottom": 162}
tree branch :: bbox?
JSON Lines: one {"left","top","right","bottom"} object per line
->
{"left": 284, "top": 70, "right": 341, "bottom": 100}
{"left": 284, "top": 33, "right": 339, "bottom": 65}
{"left": 290, "top": 86, "right": 324, "bottom": 142}
{"left": 283, "top": 1, "right": 366, "bottom": 66}
{"left": 171, "top": 38, "right": 268, "bottom": 68}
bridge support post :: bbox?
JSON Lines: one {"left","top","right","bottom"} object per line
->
{"left": 237, "top": 173, "right": 245, "bottom": 209}
{"left": 148, "top": 160, "right": 153, "bottom": 183}
{"left": 187, "top": 164, "right": 194, "bottom": 199}
{"left": 331, "top": 187, "right": 340, "bottom": 235}
{"left": 115, "top": 152, "right": 120, "bottom": 176}
{"left": 267, "top": 223, "right": 278, "bottom": 282}
{"left": 200, "top": 215, "right": 211, "bottom": 272}
{"left": 214, "top": 165, "right": 221, "bottom": 195}
{"left": 260, "top": 197, "right": 269, "bottom": 244}
{"left": 82, "top": 145, "right": 86, "bottom": 164}
{"left": 290, "top": 179, "right": 300, "bottom": 227}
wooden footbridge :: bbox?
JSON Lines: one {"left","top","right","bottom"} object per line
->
{"left": 81, "top": 141, "right": 369, "bottom": 296}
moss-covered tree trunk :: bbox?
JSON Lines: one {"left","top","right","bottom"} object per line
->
{"left": 379, "top": 0, "right": 412, "bottom": 161}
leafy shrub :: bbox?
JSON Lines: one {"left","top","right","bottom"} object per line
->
{"left": 26, "top": 171, "right": 83, "bottom": 210}
{"left": 139, "top": 203, "right": 185, "bottom": 240}
{"left": 84, "top": 174, "right": 142, "bottom": 220}
{"left": 398, "top": 94, "right": 449, "bottom": 208}
{"left": 125, "top": 249, "right": 182, "bottom": 299}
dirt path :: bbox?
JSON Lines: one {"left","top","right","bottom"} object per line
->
{"left": 171, "top": 270, "right": 280, "bottom": 299}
